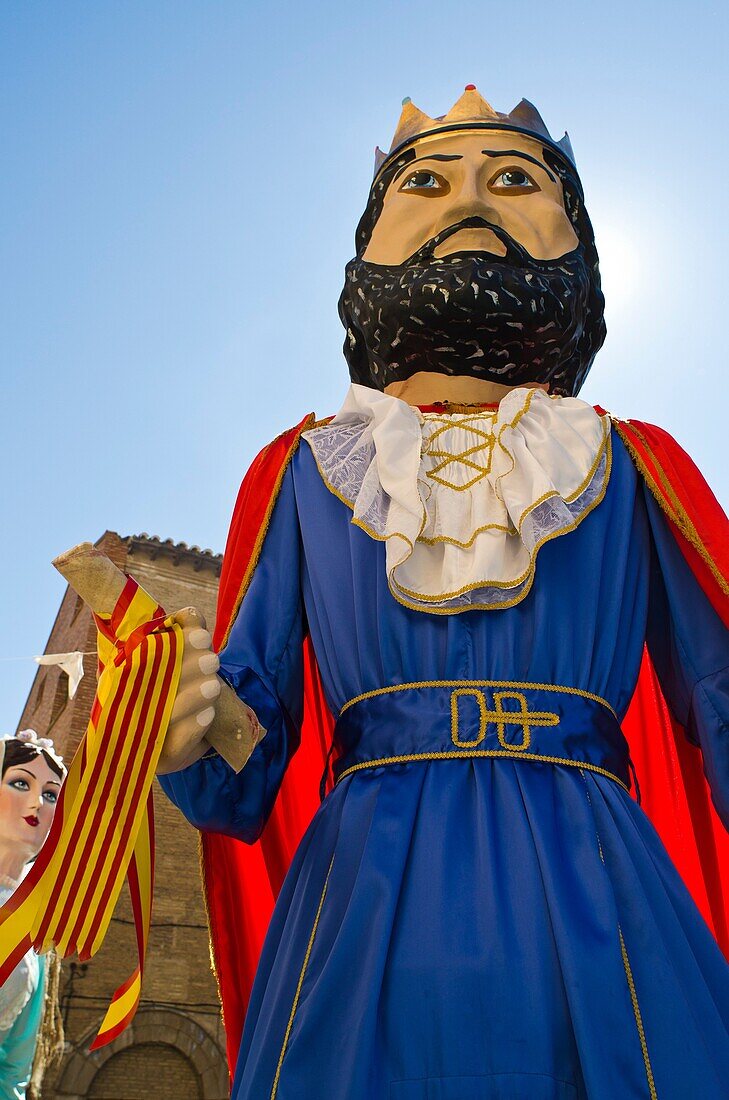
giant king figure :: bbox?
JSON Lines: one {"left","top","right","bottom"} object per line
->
{"left": 156, "top": 88, "right": 729, "bottom": 1099}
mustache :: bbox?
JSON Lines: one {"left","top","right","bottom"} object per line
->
{"left": 391, "top": 215, "right": 579, "bottom": 271}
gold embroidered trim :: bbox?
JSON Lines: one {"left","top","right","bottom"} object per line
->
{"left": 614, "top": 420, "right": 728, "bottom": 599}
{"left": 450, "top": 688, "right": 488, "bottom": 746}
{"left": 416, "top": 419, "right": 612, "bottom": 550}
{"left": 493, "top": 690, "right": 559, "bottom": 750}
{"left": 517, "top": 417, "right": 611, "bottom": 525}
{"left": 450, "top": 687, "right": 559, "bottom": 751}
{"left": 197, "top": 835, "right": 225, "bottom": 1025}
{"left": 307, "top": 395, "right": 607, "bottom": 541}
{"left": 304, "top": 438, "right": 422, "bottom": 554}
{"left": 221, "top": 415, "right": 316, "bottom": 651}
{"left": 579, "top": 769, "right": 657, "bottom": 1098}
{"left": 306, "top": 418, "right": 612, "bottom": 614}
{"left": 339, "top": 680, "right": 617, "bottom": 719}
{"left": 391, "top": 436, "right": 610, "bottom": 609}
{"left": 619, "top": 926, "right": 658, "bottom": 1100}
{"left": 419, "top": 401, "right": 501, "bottom": 414}
{"left": 335, "top": 750, "right": 629, "bottom": 792}
{"left": 270, "top": 854, "right": 335, "bottom": 1099}
{"left": 417, "top": 519, "right": 512, "bottom": 546}
{"left": 579, "top": 769, "right": 606, "bottom": 864}
{"left": 422, "top": 414, "right": 497, "bottom": 491}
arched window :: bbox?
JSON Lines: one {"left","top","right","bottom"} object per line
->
{"left": 54, "top": 1007, "right": 228, "bottom": 1100}
{"left": 88, "top": 1042, "right": 202, "bottom": 1099}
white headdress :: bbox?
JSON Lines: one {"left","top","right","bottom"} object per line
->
{"left": 0, "top": 730, "right": 66, "bottom": 776}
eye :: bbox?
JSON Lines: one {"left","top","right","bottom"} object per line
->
{"left": 398, "top": 169, "right": 450, "bottom": 196}
{"left": 42, "top": 789, "right": 58, "bottom": 805}
{"left": 8, "top": 778, "right": 30, "bottom": 792}
{"left": 488, "top": 167, "right": 540, "bottom": 195}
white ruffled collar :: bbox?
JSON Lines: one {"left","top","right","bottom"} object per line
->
{"left": 303, "top": 384, "right": 611, "bottom": 612}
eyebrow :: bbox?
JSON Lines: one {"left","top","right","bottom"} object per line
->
{"left": 393, "top": 153, "right": 463, "bottom": 183}
{"left": 9, "top": 766, "right": 61, "bottom": 785}
{"left": 481, "top": 149, "right": 556, "bottom": 183}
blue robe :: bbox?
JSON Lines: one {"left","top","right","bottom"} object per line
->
{"left": 161, "top": 428, "right": 729, "bottom": 1099}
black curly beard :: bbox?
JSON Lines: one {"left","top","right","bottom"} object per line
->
{"left": 339, "top": 214, "right": 605, "bottom": 397}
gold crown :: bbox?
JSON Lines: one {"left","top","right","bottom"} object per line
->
{"left": 374, "top": 85, "right": 575, "bottom": 178}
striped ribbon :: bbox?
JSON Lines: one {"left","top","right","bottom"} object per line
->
{"left": 0, "top": 577, "right": 182, "bottom": 1048}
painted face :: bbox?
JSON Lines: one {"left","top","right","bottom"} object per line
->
{"left": 0, "top": 754, "right": 61, "bottom": 862}
{"left": 363, "top": 130, "right": 578, "bottom": 266}
{"left": 339, "top": 127, "right": 605, "bottom": 396}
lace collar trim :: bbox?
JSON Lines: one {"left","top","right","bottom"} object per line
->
{"left": 303, "top": 384, "right": 611, "bottom": 613}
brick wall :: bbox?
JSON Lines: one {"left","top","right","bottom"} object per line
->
{"left": 88, "top": 1043, "right": 202, "bottom": 1099}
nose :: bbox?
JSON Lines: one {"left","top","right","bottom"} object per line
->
{"left": 445, "top": 163, "right": 501, "bottom": 227}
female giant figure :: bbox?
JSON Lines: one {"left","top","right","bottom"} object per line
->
{"left": 0, "top": 731, "right": 64, "bottom": 1100}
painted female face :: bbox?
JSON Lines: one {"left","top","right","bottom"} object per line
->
{"left": 0, "top": 754, "right": 61, "bottom": 862}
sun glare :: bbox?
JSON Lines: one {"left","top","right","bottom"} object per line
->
{"left": 595, "top": 220, "right": 643, "bottom": 320}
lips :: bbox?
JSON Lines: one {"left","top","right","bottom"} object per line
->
{"left": 23, "top": 815, "right": 39, "bottom": 827}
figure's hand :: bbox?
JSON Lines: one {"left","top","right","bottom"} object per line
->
{"left": 156, "top": 608, "right": 223, "bottom": 774}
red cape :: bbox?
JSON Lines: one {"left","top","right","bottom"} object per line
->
{"left": 204, "top": 413, "right": 729, "bottom": 1079}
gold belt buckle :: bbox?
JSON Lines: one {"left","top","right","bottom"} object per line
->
{"left": 450, "top": 688, "right": 559, "bottom": 752}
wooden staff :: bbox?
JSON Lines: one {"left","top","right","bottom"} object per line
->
{"left": 52, "top": 542, "right": 257, "bottom": 772}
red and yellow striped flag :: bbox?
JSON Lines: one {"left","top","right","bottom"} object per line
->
{"left": 0, "top": 577, "right": 182, "bottom": 1048}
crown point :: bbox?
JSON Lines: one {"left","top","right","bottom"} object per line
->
{"left": 389, "top": 99, "right": 437, "bottom": 153}
{"left": 373, "top": 146, "right": 387, "bottom": 173}
{"left": 443, "top": 86, "right": 498, "bottom": 124}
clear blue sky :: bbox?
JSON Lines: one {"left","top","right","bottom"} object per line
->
{"left": 1, "top": 1, "right": 727, "bottom": 729}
